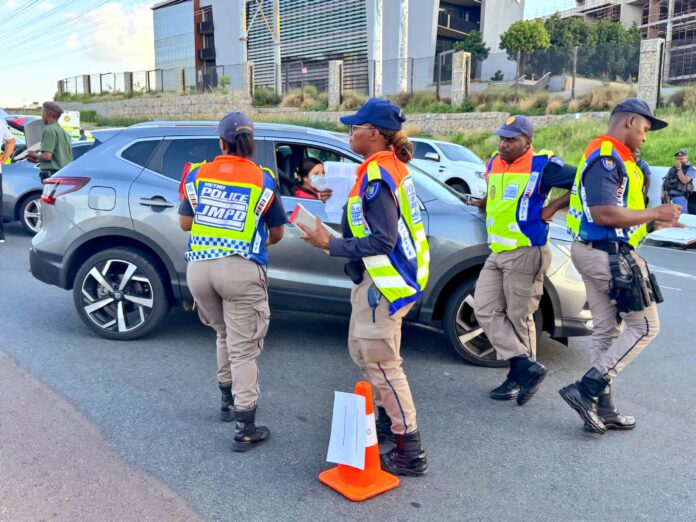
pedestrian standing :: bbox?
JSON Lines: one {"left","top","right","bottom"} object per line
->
{"left": 472, "top": 115, "right": 575, "bottom": 404}
{"left": 0, "top": 117, "right": 17, "bottom": 243}
{"left": 562, "top": 98, "right": 681, "bottom": 433}
{"left": 298, "top": 99, "right": 429, "bottom": 476}
{"left": 662, "top": 148, "right": 694, "bottom": 214}
{"left": 26, "top": 102, "right": 72, "bottom": 180}
{"left": 179, "top": 111, "right": 287, "bottom": 452}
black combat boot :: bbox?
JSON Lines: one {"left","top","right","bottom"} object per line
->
{"left": 587, "top": 384, "right": 636, "bottom": 431}
{"left": 559, "top": 368, "right": 609, "bottom": 434}
{"left": 232, "top": 408, "right": 270, "bottom": 452}
{"left": 219, "top": 383, "right": 235, "bottom": 422}
{"left": 380, "top": 430, "right": 428, "bottom": 477}
{"left": 375, "top": 407, "right": 395, "bottom": 444}
{"left": 490, "top": 366, "right": 520, "bottom": 401}
{"left": 510, "top": 356, "right": 547, "bottom": 406}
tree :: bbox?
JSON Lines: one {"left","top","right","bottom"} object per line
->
{"left": 544, "top": 14, "right": 597, "bottom": 48}
{"left": 499, "top": 20, "right": 551, "bottom": 78}
{"left": 454, "top": 31, "right": 490, "bottom": 61}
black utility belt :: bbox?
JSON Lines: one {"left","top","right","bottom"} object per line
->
{"left": 583, "top": 240, "right": 633, "bottom": 254}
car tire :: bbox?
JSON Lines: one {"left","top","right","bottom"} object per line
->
{"left": 72, "top": 247, "right": 171, "bottom": 340}
{"left": 447, "top": 180, "right": 471, "bottom": 195}
{"left": 19, "top": 194, "right": 42, "bottom": 236}
{"left": 443, "top": 277, "right": 543, "bottom": 367}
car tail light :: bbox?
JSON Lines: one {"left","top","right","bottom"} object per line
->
{"left": 41, "top": 177, "right": 90, "bottom": 204}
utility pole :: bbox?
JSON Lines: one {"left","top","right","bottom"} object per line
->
{"left": 273, "top": 0, "right": 281, "bottom": 97}
{"left": 373, "top": 0, "right": 383, "bottom": 98}
{"left": 397, "top": 0, "right": 409, "bottom": 93}
{"left": 239, "top": 0, "right": 247, "bottom": 64}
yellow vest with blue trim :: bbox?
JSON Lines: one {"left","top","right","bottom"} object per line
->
{"left": 485, "top": 148, "right": 555, "bottom": 253}
{"left": 346, "top": 151, "right": 430, "bottom": 314}
{"left": 567, "top": 136, "right": 647, "bottom": 249}
{"left": 183, "top": 155, "right": 277, "bottom": 264}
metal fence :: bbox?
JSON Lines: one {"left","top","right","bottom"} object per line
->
{"left": 665, "top": 42, "right": 696, "bottom": 83}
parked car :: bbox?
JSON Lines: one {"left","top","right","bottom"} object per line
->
{"left": 410, "top": 138, "right": 487, "bottom": 197}
{"left": 30, "top": 122, "right": 592, "bottom": 367}
{"left": 1, "top": 139, "right": 97, "bottom": 234}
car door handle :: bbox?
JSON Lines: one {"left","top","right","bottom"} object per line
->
{"left": 139, "top": 197, "right": 175, "bottom": 208}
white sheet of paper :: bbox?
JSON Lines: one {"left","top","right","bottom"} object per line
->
{"left": 324, "top": 161, "right": 357, "bottom": 223}
{"left": 326, "top": 391, "right": 366, "bottom": 470}
{"left": 647, "top": 214, "right": 696, "bottom": 245}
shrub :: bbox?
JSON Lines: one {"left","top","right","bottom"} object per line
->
{"left": 669, "top": 87, "right": 696, "bottom": 110}
{"left": 491, "top": 70, "right": 504, "bottom": 81}
{"left": 340, "top": 90, "right": 368, "bottom": 110}
{"left": 80, "top": 110, "right": 98, "bottom": 122}
{"left": 252, "top": 86, "right": 280, "bottom": 107}
{"left": 587, "top": 84, "right": 635, "bottom": 111}
{"left": 219, "top": 75, "right": 231, "bottom": 89}
{"left": 545, "top": 97, "right": 564, "bottom": 115}
{"left": 389, "top": 91, "right": 412, "bottom": 108}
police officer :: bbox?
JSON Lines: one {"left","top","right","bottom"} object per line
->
{"left": 562, "top": 98, "right": 681, "bottom": 433}
{"left": 179, "top": 112, "right": 287, "bottom": 451}
{"left": 298, "top": 99, "right": 429, "bottom": 476}
{"left": 473, "top": 115, "right": 575, "bottom": 404}
{"left": 632, "top": 151, "right": 651, "bottom": 204}
{"left": 0, "top": 117, "right": 16, "bottom": 243}
{"left": 663, "top": 148, "right": 695, "bottom": 214}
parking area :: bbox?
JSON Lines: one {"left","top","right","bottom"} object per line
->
{"left": 2, "top": 222, "right": 696, "bottom": 520}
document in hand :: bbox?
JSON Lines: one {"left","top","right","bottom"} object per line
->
{"left": 648, "top": 214, "right": 696, "bottom": 245}
{"left": 323, "top": 161, "right": 357, "bottom": 222}
{"left": 289, "top": 203, "right": 342, "bottom": 254}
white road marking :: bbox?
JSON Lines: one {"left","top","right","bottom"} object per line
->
{"left": 649, "top": 265, "right": 696, "bottom": 282}
{"left": 660, "top": 285, "right": 683, "bottom": 291}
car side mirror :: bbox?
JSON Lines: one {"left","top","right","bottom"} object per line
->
{"left": 424, "top": 151, "right": 440, "bottom": 162}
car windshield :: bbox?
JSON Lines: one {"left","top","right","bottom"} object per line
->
{"left": 438, "top": 142, "right": 483, "bottom": 164}
{"left": 407, "top": 163, "right": 479, "bottom": 209}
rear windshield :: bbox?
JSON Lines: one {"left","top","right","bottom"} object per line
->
{"left": 438, "top": 142, "right": 483, "bottom": 164}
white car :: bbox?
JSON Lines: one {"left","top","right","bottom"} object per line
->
{"left": 410, "top": 138, "right": 487, "bottom": 197}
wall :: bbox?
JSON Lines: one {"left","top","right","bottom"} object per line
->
{"left": 480, "top": 0, "right": 525, "bottom": 81}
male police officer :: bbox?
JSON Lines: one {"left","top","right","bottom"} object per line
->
{"left": 663, "top": 148, "right": 695, "bottom": 214}
{"left": 0, "top": 117, "right": 16, "bottom": 243}
{"left": 473, "top": 115, "right": 576, "bottom": 404}
{"left": 562, "top": 99, "right": 681, "bottom": 433}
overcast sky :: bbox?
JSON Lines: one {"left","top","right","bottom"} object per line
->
{"left": 0, "top": 0, "right": 575, "bottom": 108}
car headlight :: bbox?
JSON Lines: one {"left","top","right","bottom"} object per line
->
{"left": 475, "top": 171, "right": 485, "bottom": 179}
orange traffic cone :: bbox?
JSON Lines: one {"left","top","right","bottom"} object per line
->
{"left": 319, "top": 381, "right": 400, "bottom": 501}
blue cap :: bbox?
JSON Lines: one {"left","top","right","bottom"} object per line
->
{"left": 339, "top": 98, "right": 406, "bottom": 131}
{"left": 217, "top": 111, "right": 254, "bottom": 142}
{"left": 611, "top": 98, "right": 668, "bottom": 131}
{"left": 492, "top": 115, "right": 535, "bottom": 139}
{"left": 675, "top": 148, "right": 688, "bottom": 157}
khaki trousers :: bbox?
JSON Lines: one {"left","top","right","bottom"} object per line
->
{"left": 187, "top": 255, "right": 270, "bottom": 411}
{"left": 571, "top": 241, "right": 660, "bottom": 379}
{"left": 474, "top": 245, "right": 552, "bottom": 361}
{"left": 348, "top": 273, "right": 417, "bottom": 435}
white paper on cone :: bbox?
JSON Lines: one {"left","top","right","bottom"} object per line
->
{"left": 326, "top": 391, "right": 366, "bottom": 470}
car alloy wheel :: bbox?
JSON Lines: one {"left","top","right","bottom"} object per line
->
{"left": 453, "top": 289, "right": 503, "bottom": 366}
{"left": 79, "top": 258, "right": 155, "bottom": 334}
{"left": 20, "top": 195, "right": 41, "bottom": 235}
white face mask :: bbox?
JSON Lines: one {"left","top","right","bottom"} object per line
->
{"left": 310, "top": 174, "right": 327, "bottom": 190}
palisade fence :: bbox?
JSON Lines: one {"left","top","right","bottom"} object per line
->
{"left": 57, "top": 41, "right": 644, "bottom": 104}
{"left": 665, "top": 41, "right": 696, "bottom": 82}
{"left": 57, "top": 54, "right": 457, "bottom": 103}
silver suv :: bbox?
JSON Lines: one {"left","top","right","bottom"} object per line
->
{"left": 30, "top": 122, "right": 592, "bottom": 367}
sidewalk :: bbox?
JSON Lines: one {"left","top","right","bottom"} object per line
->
{"left": 0, "top": 351, "right": 201, "bottom": 522}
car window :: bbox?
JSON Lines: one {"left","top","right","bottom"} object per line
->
{"left": 72, "top": 143, "right": 96, "bottom": 161}
{"left": 158, "top": 138, "right": 221, "bottom": 180}
{"left": 407, "top": 163, "right": 469, "bottom": 206}
{"left": 438, "top": 142, "right": 483, "bottom": 164}
{"left": 121, "top": 140, "right": 159, "bottom": 168}
{"left": 413, "top": 141, "right": 437, "bottom": 160}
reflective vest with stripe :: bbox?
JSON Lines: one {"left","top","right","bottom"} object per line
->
{"left": 567, "top": 137, "right": 647, "bottom": 249}
{"left": 485, "top": 148, "right": 553, "bottom": 253}
{"left": 347, "top": 151, "right": 430, "bottom": 315}
{"left": 183, "top": 155, "right": 277, "bottom": 265}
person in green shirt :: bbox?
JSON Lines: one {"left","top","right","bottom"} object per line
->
{"left": 27, "top": 102, "right": 73, "bottom": 180}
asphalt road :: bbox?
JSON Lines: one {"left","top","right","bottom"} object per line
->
{"left": 2, "top": 222, "right": 696, "bottom": 521}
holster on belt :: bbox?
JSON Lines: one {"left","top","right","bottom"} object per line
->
{"left": 602, "top": 241, "right": 663, "bottom": 319}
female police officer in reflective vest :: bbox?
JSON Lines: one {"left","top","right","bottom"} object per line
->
{"left": 179, "top": 112, "right": 287, "bottom": 452}
{"left": 298, "top": 99, "right": 430, "bottom": 476}
{"left": 561, "top": 99, "right": 680, "bottom": 433}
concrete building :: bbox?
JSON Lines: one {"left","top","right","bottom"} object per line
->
{"left": 152, "top": 0, "right": 526, "bottom": 95}
{"left": 555, "top": 1, "right": 696, "bottom": 82}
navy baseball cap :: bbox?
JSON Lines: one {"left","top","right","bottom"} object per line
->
{"left": 610, "top": 98, "right": 668, "bottom": 131}
{"left": 339, "top": 98, "right": 406, "bottom": 131}
{"left": 492, "top": 115, "right": 535, "bottom": 139}
{"left": 675, "top": 148, "right": 688, "bottom": 156}
{"left": 217, "top": 111, "right": 254, "bottom": 142}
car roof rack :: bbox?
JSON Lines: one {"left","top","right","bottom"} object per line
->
{"left": 128, "top": 120, "right": 218, "bottom": 128}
